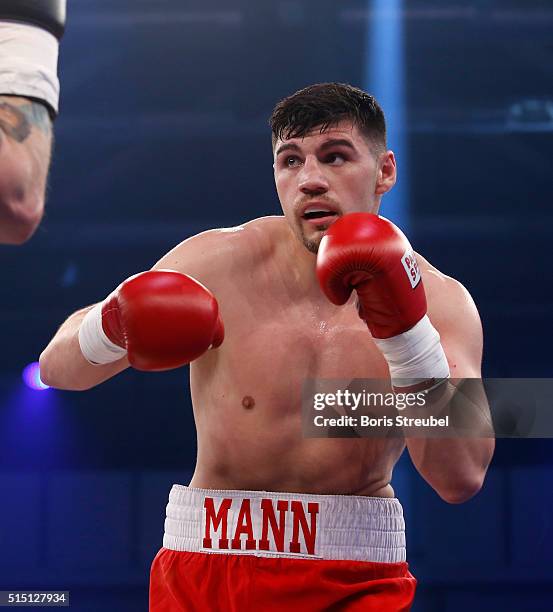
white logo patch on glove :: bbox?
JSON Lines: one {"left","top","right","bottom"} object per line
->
{"left": 401, "top": 249, "right": 421, "bottom": 289}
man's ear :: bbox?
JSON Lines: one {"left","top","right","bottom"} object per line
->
{"left": 375, "top": 151, "right": 397, "bottom": 195}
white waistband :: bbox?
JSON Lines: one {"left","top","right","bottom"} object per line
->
{"left": 163, "top": 485, "right": 406, "bottom": 563}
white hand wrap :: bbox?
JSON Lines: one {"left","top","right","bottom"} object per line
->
{"left": 78, "top": 303, "right": 127, "bottom": 366}
{"left": 0, "top": 22, "right": 60, "bottom": 114}
{"left": 373, "top": 315, "right": 450, "bottom": 391}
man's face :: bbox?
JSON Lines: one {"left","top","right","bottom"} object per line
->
{"left": 273, "top": 120, "right": 396, "bottom": 253}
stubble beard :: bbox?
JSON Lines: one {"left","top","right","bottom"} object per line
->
{"left": 298, "top": 223, "right": 326, "bottom": 254}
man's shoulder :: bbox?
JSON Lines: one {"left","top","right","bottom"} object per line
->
{"left": 152, "top": 216, "right": 287, "bottom": 288}
{"left": 197, "top": 215, "right": 287, "bottom": 259}
{"left": 416, "top": 252, "right": 482, "bottom": 335}
{"left": 416, "top": 253, "right": 467, "bottom": 298}
{"left": 229, "top": 215, "right": 288, "bottom": 243}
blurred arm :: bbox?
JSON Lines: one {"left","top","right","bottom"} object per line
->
{"left": 0, "top": 95, "right": 52, "bottom": 244}
{"left": 0, "top": 0, "right": 65, "bottom": 243}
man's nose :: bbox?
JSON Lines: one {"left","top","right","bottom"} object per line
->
{"left": 298, "top": 157, "right": 329, "bottom": 195}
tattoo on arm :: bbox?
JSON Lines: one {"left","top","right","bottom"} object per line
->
{"left": 0, "top": 99, "right": 51, "bottom": 145}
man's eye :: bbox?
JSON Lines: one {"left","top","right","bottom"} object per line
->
{"left": 326, "top": 153, "right": 345, "bottom": 165}
{"left": 286, "top": 156, "right": 300, "bottom": 167}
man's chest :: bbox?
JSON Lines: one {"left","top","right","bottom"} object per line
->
{"left": 221, "top": 290, "right": 390, "bottom": 381}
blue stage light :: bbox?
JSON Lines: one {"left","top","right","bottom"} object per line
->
{"left": 365, "top": 0, "right": 409, "bottom": 231}
{"left": 22, "top": 362, "right": 50, "bottom": 391}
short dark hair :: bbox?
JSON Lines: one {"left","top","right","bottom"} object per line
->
{"left": 270, "top": 83, "right": 386, "bottom": 152}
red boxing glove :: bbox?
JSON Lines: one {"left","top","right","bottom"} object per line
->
{"left": 99, "top": 270, "right": 224, "bottom": 371}
{"left": 317, "top": 213, "right": 450, "bottom": 391}
{"left": 316, "top": 213, "right": 426, "bottom": 338}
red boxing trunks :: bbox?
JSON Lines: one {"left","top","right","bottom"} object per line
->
{"left": 149, "top": 486, "right": 416, "bottom": 611}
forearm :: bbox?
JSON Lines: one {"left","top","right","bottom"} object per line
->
{"left": 39, "top": 306, "right": 129, "bottom": 391}
{"left": 404, "top": 380, "right": 495, "bottom": 503}
{"left": 0, "top": 95, "right": 52, "bottom": 243}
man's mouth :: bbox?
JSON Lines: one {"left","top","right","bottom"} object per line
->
{"left": 301, "top": 205, "right": 339, "bottom": 225}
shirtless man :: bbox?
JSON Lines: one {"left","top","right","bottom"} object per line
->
{"left": 0, "top": 0, "right": 65, "bottom": 244}
{"left": 40, "top": 83, "right": 494, "bottom": 611}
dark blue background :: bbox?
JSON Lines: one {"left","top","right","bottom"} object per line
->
{"left": 1, "top": 0, "right": 552, "bottom": 610}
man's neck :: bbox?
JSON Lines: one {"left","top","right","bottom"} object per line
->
{"left": 281, "top": 224, "right": 324, "bottom": 297}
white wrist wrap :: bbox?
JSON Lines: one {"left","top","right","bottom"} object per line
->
{"left": 78, "top": 302, "right": 127, "bottom": 365}
{"left": 373, "top": 315, "right": 450, "bottom": 391}
{"left": 0, "top": 22, "right": 60, "bottom": 114}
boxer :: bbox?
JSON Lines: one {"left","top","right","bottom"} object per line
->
{"left": 40, "top": 83, "right": 494, "bottom": 610}
{"left": 0, "top": 0, "right": 65, "bottom": 244}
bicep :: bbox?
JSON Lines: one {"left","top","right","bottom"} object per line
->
{"left": 426, "top": 274, "right": 483, "bottom": 378}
